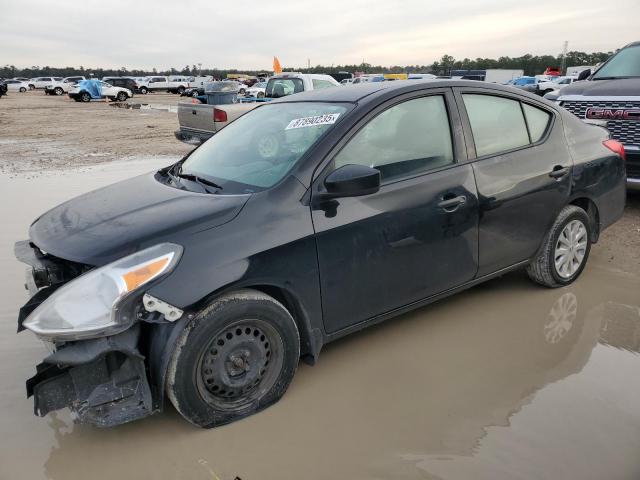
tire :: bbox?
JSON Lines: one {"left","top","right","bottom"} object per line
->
{"left": 80, "top": 92, "right": 91, "bottom": 102}
{"left": 239, "top": 88, "right": 246, "bottom": 95}
{"left": 526, "top": 205, "right": 591, "bottom": 288}
{"left": 54, "top": 87, "right": 64, "bottom": 96}
{"left": 191, "top": 90, "right": 199, "bottom": 97}
{"left": 28, "top": 84, "right": 35, "bottom": 90}
{"left": 257, "top": 92, "right": 264, "bottom": 98}
{"left": 177, "top": 86, "right": 185, "bottom": 94}
{"left": 19, "top": 87, "right": 26, "bottom": 93}
{"left": 116, "top": 91, "right": 128, "bottom": 101}
{"left": 139, "top": 86, "right": 148, "bottom": 94}
{"left": 167, "top": 289, "right": 300, "bottom": 428}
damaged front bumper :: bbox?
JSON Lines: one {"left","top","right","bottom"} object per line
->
{"left": 15, "top": 240, "right": 182, "bottom": 427}
{"left": 27, "top": 326, "right": 154, "bottom": 427}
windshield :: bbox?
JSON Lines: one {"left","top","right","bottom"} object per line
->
{"left": 593, "top": 45, "right": 640, "bottom": 79}
{"left": 180, "top": 102, "right": 350, "bottom": 194}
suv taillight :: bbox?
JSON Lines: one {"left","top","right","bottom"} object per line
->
{"left": 603, "top": 139, "right": 626, "bottom": 161}
{"left": 213, "top": 108, "right": 227, "bottom": 123}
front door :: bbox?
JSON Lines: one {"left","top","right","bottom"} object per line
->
{"left": 454, "top": 89, "right": 572, "bottom": 276}
{"left": 312, "top": 90, "right": 479, "bottom": 333}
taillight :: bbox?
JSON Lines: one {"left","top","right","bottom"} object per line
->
{"left": 603, "top": 139, "right": 626, "bottom": 161}
{"left": 213, "top": 108, "right": 227, "bottom": 123}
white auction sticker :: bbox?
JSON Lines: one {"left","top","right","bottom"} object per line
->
{"left": 285, "top": 113, "right": 341, "bottom": 130}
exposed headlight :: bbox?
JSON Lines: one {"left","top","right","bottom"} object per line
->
{"left": 23, "top": 243, "right": 183, "bottom": 340}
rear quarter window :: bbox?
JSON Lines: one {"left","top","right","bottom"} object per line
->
{"left": 523, "top": 104, "right": 552, "bottom": 142}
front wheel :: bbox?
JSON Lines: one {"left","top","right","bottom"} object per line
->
{"left": 54, "top": 87, "right": 64, "bottom": 96}
{"left": 116, "top": 91, "right": 128, "bottom": 101}
{"left": 526, "top": 205, "right": 591, "bottom": 287}
{"left": 177, "top": 86, "right": 185, "bottom": 94}
{"left": 80, "top": 92, "right": 91, "bottom": 102}
{"left": 19, "top": 87, "right": 26, "bottom": 93}
{"left": 166, "top": 289, "right": 300, "bottom": 428}
{"left": 139, "top": 86, "right": 148, "bottom": 94}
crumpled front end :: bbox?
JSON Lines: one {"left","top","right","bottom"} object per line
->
{"left": 26, "top": 326, "right": 153, "bottom": 427}
{"left": 15, "top": 240, "right": 182, "bottom": 427}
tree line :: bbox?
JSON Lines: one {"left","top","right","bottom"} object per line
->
{"left": 0, "top": 51, "right": 615, "bottom": 79}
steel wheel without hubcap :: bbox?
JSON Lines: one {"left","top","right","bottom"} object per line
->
{"left": 196, "top": 319, "right": 283, "bottom": 411}
{"left": 554, "top": 219, "right": 587, "bottom": 278}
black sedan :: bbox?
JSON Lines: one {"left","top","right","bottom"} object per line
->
{"left": 16, "top": 80, "right": 626, "bottom": 428}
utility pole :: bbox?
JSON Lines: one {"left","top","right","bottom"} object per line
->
{"left": 198, "top": 63, "right": 202, "bottom": 76}
{"left": 307, "top": 58, "right": 310, "bottom": 69}
{"left": 561, "top": 41, "right": 568, "bottom": 74}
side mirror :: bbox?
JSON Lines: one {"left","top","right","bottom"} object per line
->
{"left": 320, "top": 164, "right": 380, "bottom": 200}
{"left": 577, "top": 69, "right": 591, "bottom": 81}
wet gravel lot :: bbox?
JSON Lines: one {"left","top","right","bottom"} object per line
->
{"left": 0, "top": 91, "right": 639, "bottom": 480}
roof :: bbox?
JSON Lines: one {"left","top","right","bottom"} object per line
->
{"left": 272, "top": 79, "right": 543, "bottom": 104}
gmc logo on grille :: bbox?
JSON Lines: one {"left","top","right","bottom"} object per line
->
{"left": 585, "top": 107, "right": 640, "bottom": 120}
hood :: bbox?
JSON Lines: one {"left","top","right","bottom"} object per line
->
{"left": 29, "top": 172, "right": 250, "bottom": 266}
{"left": 557, "top": 78, "right": 640, "bottom": 97}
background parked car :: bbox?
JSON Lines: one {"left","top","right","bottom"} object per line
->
{"left": 44, "top": 76, "right": 86, "bottom": 95}
{"left": 243, "top": 81, "right": 267, "bottom": 98}
{"left": 4, "top": 79, "right": 30, "bottom": 92}
{"left": 68, "top": 80, "right": 132, "bottom": 102}
{"left": 102, "top": 77, "right": 140, "bottom": 95}
{"left": 31, "top": 77, "right": 63, "bottom": 89}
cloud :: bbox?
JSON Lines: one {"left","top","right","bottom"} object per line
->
{"left": 1, "top": 0, "right": 638, "bottom": 70}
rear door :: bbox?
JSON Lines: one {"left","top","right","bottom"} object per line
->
{"left": 454, "top": 88, "right": 572, "bottom": 276}
{"left": 312, "top": 89, "right": 479, "bottom": 333}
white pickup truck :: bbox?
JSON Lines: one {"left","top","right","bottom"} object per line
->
{"left": 175, "top": 73, "right": 339, "bottom": 144}
{"left": 142, "top": 76, "right": 191, "bottom": 94}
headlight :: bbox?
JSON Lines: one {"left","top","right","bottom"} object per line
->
{"left": 23, "top": 243, "right": 183, "bottom": 340}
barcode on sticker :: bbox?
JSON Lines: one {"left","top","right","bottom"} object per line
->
{"left": 285, "top": 113, "right": 341, "bottom": 130}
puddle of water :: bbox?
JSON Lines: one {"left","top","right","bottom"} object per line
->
{"left": 110, "top": 102, "right": 178, "bottom": 113}
{"left": 0, "top": 159, "right": 639, "bottom": 480}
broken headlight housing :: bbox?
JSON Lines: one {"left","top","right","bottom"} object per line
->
{"left": 23, "top": 243, "right": 183, "bottom": 341}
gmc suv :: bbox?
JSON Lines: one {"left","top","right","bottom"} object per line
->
{"left": 547, "top": 41, "right": 640, "bottom": 188}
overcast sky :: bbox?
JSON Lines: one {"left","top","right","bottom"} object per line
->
{"left": 2, "top": 0, "right": 639, "bottom": 70}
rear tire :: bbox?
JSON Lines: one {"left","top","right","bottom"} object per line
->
{"left": 177, "top": 86, "right": 185, "bottom": 94}
{"left": 54, "top": 87, "right": 63, "bottom": 96}
{"left": 526, "top": 205, "right": 591, "bottom": 288}
{"left": 139, "top": 86, "right": 148, "bottom": 94}
{"left": 19, "top": 87, "right": 26, "bottom": 93}
{"left": 166, "top": 289, "right": 300, "bottom": 428}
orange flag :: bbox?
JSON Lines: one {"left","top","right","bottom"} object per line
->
{"left": 273, "top": 56, "right": 282, "bottom": 74}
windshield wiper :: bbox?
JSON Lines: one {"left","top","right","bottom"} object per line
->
{"left": 176, "top": 172, "right": 224, "bottom": 190}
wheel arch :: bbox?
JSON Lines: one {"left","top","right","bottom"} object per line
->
{"left": 147, "top": 283, "right": 322, "bottom": 414}
{"left": 568, "top": 196, "right": 601, "bottom": 243}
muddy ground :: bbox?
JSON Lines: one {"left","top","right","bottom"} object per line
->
{"left": 0, "top": 89, "right": 191, "bottom": 174}
{"left": 0, "top": 91, "right": 639, "bottom": 480}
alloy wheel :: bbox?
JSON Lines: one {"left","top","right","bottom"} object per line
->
{"left": 554, "top": 219, "right": 587, "bottom": 279}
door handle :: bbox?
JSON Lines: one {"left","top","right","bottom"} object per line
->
{"left": 549, "top": 165, "right": 570, "bottom": 179}
{"left": 438, "top": 195, "right": 467, "bottom": 211}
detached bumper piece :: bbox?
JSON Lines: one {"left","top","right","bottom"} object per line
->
{"left": 26, "top": 326, "right": 154, "bottom": 427}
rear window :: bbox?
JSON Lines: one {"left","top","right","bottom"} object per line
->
{"left": 266, "top": 78, "right": 304, "bottom": 98}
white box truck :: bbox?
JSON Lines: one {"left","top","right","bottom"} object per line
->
{"left": 484, "top": 69, "right": 524, "bottom": 84}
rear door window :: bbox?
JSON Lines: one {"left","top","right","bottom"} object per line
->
{"left": 462, "top": 94, "right": 530, "bottom": 157}
{"left": 334, "top": 95, "right": 454, "bottom": 183}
